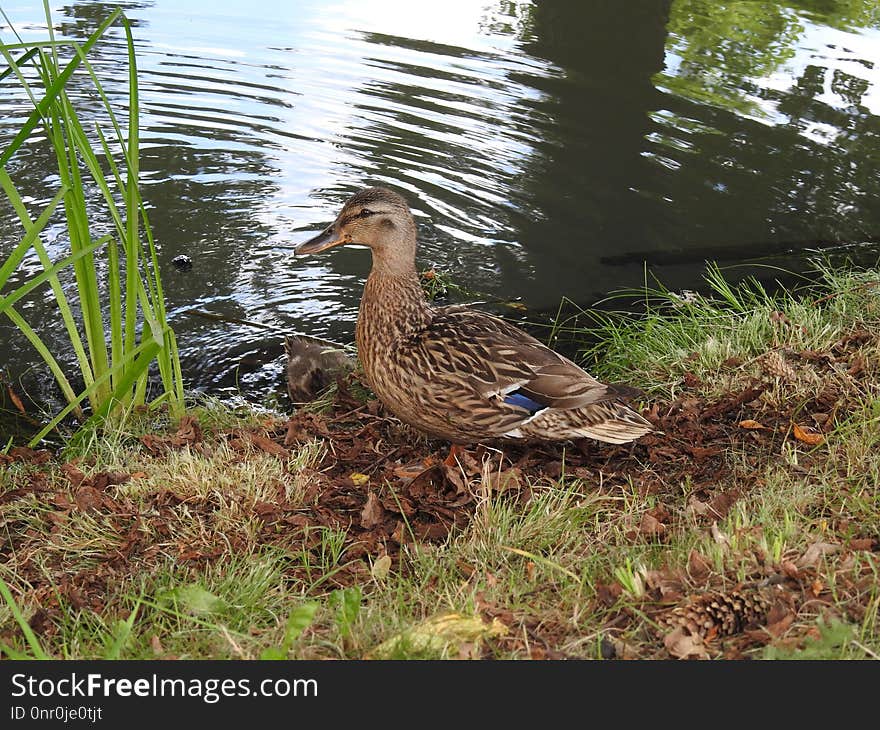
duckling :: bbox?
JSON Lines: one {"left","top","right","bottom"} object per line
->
{"left": 285, "top": 336, "right": 352, "bottom": 403}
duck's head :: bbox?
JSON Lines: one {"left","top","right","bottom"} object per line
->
{"left": 296, "top": 187, "right": 417, "bottom": 273}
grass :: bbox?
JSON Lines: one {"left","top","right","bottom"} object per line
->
{"left": 574, "top": 260, "right": 878, "bottom": 395}
{"left": 0, "top": 4, "right": 184, "bottom": 446}
{"left": 0, "top": 262, "right": 878, "bottom": 659}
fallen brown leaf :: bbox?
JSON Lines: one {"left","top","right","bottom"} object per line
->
{"left": 28, "top": 608, "right": 50, "bottom": 635}
{"left": 796, "top": 541, "right": 840, "bottom": 568}
{"left": 638, "top": 512, "right": 666, "bottom": 538}
{"left": 139, "top": 434, "right": 167, "bottom": 456}
{"left": 393, "top": 462, "right": 431, "bottom": 480}
{"left": 707, "top": 489, "right": 740, "bottom": 520}
{"left": 792, "top": 423, "right": 824, "bottom": 446}
{"left": 92, "top": 472, "right": 131, "bottom": 490}
{"left": 150, "top": 635, "right": 165, "bottom": 656}
{"left": 703, "top": 385, "right": 764, "bottom": 419}
{"left": 848, "top": 537, "right": 876, "bottom": 551}
{"left": 46, "top": 511, "right": 68, "bottom": 527}
{"left": 174, "top": 416, "right": 202, "bottom": 445}
{"left": 664, "top": 627, "right": 708, "bottom": 659}
{"left": 6, "top": 383, "right": 26, "bottom": 415}
{"left": 440, "top": 462, "right": 468, "bottom": 494}
{"left": 685, "top": 495, "right": 711, "bottom": 518}
{"left": 61, "top": 463, "right": 86, "bottom": 488}
{"left": 596, "top": 582, "right": 622, "bottom": 606}
{"left": 51, "top": 493, "right": 74, "bottom": 510}
{"left": 766, "top": 612, "right": 795, "bottom": 638}
{"left": 360, "top": 492, "right": 386, "bottom": 529}
{"left": 739, "top": 419, "right": 769, "bottom": 430}
{"left": 688, "top": 445, "right": 721, "bottom": 461}
{"left": 607, "top": 637, "right": 641, "bottom": 660}
{"left": 644, "top": 569, "right": 683, "bottom": 600}
{"left": 75, "top": 486, "right": 103, "bottom": 511}
{"left": 687, "top": 549, "right": 711, "bottom": 582}
{"left": 847, "top": 355, "right": 866, "bottom": 377}
{"left": 245, "top": 432, "right": 289, "bottom": 457}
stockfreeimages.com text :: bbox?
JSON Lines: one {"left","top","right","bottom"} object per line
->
{"left": 10, "top": 673, "right": 317, "bottom": 704}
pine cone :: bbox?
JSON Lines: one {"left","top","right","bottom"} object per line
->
{"left": 659, "top": 589, "right": 772, "bottom": 638}
{"left": 760, "top": 351, "right": 797, "bottom": 381}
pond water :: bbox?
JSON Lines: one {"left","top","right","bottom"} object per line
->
{"left": 2, "top": 0, "right": 880, "bottom": 412}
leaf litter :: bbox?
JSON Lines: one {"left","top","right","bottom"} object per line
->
{"left": 1, "top": 327, "right": 878, "bottom": 659}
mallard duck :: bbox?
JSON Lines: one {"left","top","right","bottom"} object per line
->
{"left": 285, "top": 336, "right": 353, "bottom": 403}
{"left": 296, "top": 187, "right": 653, "bottom": 446}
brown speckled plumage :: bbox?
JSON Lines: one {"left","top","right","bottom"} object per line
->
{"left": 296, "top": 187, "right": 653, "bottom": 445}
{"left": 284, "top": 336, "right": 353, "bottom": 402}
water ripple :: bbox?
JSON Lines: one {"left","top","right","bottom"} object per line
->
{"left": 3, "top": 0, "right": 880, "bottom": 405}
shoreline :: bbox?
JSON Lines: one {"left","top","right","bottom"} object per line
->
{"left": 1, "top": 263, "right": 878, "bottom": 660}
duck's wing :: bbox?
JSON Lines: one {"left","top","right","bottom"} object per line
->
{"left": 413, "top": 306, "right": 619, "bottom": 413}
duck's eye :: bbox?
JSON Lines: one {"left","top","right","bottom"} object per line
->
{"left": 358, "top": 208, "right": 375, "bottom": 218}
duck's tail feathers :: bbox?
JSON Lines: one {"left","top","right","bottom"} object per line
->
{"left": 519, "top": 401, "right": 654, "bottom": 445}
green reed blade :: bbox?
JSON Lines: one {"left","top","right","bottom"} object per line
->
{"left": 46, "top": 82, "right": 111, "bottom": 406}
{"left": 65, "top": 109, "right": 127, "bottom": 390}
{"left": 124, "top": 17, "right": 140, "bottom": 361}
{"left": 0, "top": 8, "right": 122, "bottom": 169}
{"left": 72, "top": 32, "right": 171, "bottom": 335}
{"left": 31, "top": 333, "right": 163, "bottom": 447}
{"left": 0, "top": 170, "right": 96, "bottom": 398}
{"left": 2, "top": 305, "right": 82, "bottom": 417}
{"left": 0, "top": 181, "right": 66, "bottom": 286}
{"left": 0, "top": 46, "right": 39, "bottom": 83}
{"left": 69, "top": 16, "right": 182, "bottom": 414}
{"left": 0, "top": 236, "right": 111, "bottom": 318}
{"left": 2, "top": 4, "right": 185, "bottom": 433}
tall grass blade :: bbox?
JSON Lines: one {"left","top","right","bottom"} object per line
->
{"left": 0, "top": 577, "right": 51, "bottom": 659}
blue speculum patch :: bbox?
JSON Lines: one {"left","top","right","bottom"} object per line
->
{"left": 503, "top": 391, "right": 545, "bottom": 414}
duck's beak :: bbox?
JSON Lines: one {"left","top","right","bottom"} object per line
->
{"left": 295, "top": 225, "right": 350, "bottom": 255}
